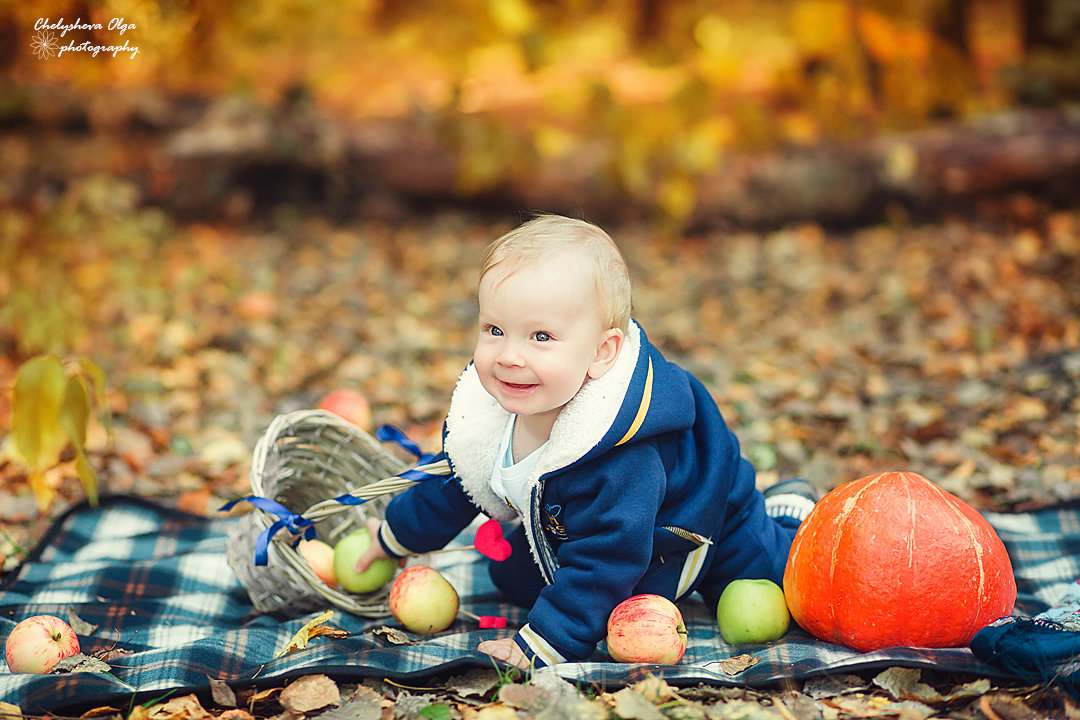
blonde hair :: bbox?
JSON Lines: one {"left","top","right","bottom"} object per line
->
{"left": 480, "top": 215, "right": 632, "bottom": 332}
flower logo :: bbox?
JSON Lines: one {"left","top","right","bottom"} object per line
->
{"left": 31, "top": 30, "right": 59, "bottom": 60}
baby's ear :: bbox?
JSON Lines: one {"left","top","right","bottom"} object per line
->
{"left": 588, "top": 327, "right": 624, "bottom": 380}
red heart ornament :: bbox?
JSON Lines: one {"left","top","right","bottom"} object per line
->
{"left": 474, "top": 518, "right": 512, "bottom": 561}
{"left": 479, "top": 616, "right": 508, "bottom": 629}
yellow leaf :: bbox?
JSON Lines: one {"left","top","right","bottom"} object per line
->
{"left": 74, "top": 447, "right": 99, "bottom": 506}
{"left": 276, "top": 610, "right": 335, "bottom": 658}
{"left": 12, "top": 355, "right": 67, "bottom": 470}
{"left": 28, "top": 468, "right": 57, "bottom": 513}
{"left": 60, "top": 376, "right": 90, "bottom": 451}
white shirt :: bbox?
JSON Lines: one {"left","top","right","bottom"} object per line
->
{"left": 489, "top": 415, "right": 545, "bottom": 517}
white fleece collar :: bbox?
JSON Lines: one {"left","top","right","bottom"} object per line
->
{"left": 444, "top": 321, "right": 643, "bottom": 518}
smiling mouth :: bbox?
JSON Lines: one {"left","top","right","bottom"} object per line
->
{"left": 500, "top": 381, "right": 538, "bottom": 392}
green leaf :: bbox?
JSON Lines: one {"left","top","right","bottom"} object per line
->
{"left": 12, "top": 355, "right": 67, "bottom": 470}
{"left": 419, "top": 704, "right": 452, "bottom": 720}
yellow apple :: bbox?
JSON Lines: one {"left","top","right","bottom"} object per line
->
{"left": 389, "top": 565, "right": 459, "bottom": 634}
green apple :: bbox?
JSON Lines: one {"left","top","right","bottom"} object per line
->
{"left": 716, "top": 578, "right": 790, "bottom": 644}
{"left": 332, "top": 528, "right": 397, "bottom": 594}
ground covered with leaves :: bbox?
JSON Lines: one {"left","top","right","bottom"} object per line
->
{"left": 1, "top": 176, "right": 1079, "bottom": 718}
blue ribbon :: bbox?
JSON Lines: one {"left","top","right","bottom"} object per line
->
{"left": 376, "top": 424, "right": 437, "bottom": 464}
{"left": 219, "top": 496, "right": 317, "bottom": 566}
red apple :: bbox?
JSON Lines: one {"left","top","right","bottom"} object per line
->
{"left": 5, "top": 615, "right": 81, "bottom": 673}
{"left": 389, "top": 565, "right": 459, "bottom": 634}
{"left": 317, "top": 390, "right": 372, "bottom": 431}
{"left": 606, "top": 594, "right": 687, "bottom": 664}
{"left": 297, "top": 538, "right": 338, "bottom": 586}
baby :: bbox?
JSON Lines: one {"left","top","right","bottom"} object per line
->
{"left": 356, "top": 215, "right": 814, "bottom": 668}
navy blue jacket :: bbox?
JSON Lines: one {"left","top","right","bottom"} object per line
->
{"left": 378, "top": 321, "right": 796, "bottom": 666}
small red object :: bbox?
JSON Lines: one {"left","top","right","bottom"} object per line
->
{"left": 479, "top": 616, "right": 507, "bottom": 629}
{"left": 474, "top": 518, "right": 512, "bottom": 561}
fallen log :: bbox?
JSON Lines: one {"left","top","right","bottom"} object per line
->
{"left": 6, "top": 87, "right": 1080, "bottom": 229}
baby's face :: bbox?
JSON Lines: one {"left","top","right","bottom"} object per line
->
{"left": 474, "top": 255, "right": 611, "bottom": 425}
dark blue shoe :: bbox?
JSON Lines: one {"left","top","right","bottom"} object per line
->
{"left": 763, "top": 477, "right": 817, "bottom": 523}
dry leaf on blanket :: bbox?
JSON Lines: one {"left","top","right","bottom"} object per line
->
{"left": 717, "top": 653, "right": 760, "bottom": 675}
{"left": 67, "top": 607, "right": 98, "bottom": 635}
{"left": 275, "top": 610, "right": 346, "bottom": 658}
{"left": 372, "top": 625, "right": 414, "bottom": 645}
{"left": 51, "top": 652, "right": 111, "bottom": 674}
{"left": 0, "top": 701, "right": 23, "bottom": 720}
{"left": 280, "top": 674, "right": 341, "bottom": 714}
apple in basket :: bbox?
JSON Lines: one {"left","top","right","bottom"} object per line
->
{"left": 5, "top": 615, "right": 81, "bottom": 673}
{"left": 389, "top": 565, "right": 460, "bottom": 634}
{"left": 297, "top": 538, "right": 338, "bottom": 586}
{"left": 333, "top": 529, "right": 397, "bottom": 593}
{"left": 606, "top": 594, "right": 687, "bottom": 664}
{"left": 716, "top": 578, "right": 790, "bottom": 644}
{"left": 317, "top": 389, "right": 372, "bottom": 431}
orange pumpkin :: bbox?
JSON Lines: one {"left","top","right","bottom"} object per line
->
{"left": 783, "top": 471, "right": 1016, "bottom": 652}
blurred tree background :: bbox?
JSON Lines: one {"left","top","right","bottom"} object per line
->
{"left": 3, "top": 0, "right": 1080, "bottom": 222}
{"left": 1, "top": 1, "right": 1079, "bottom": 550}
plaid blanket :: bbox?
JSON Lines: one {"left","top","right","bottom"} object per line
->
{"left": 2, "top": 495, "right": 1078, "bottom": 712}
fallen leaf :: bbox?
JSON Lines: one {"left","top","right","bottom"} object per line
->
{"left": 419, "top": 704, "right": 452, "bottom": 720}
{"left": 208, "top": 677, "right": 237, "bottom": 708}
{"left": 217, "top": 711, "right": 256, "bottom": 720}
{"left": 80, "top": 706, "right": 123, "bottom": 718}
{"left": 372, "top": 625, "right": 414, "bottom": 645}
{"left": 67, "top": 607, "right": 98, "bottom": 636}
{"left": 446, "top": 669, "right": 503, "bottom": 699}
{"left": 872, "top": 666, "right": 991, "bottom": 704}
{"left": 803, "top": 674, "right": 869, "bottom": 698}
{"left": 280, "top": 674, "right": 341, "bottom": 714}
{"left": 717, "top": 653, "right": 760, "bottom": 676}
{"left": 51, "top": 653, "right": 111, "bottom": 674}
{"left": 0, "top": 702, "right": 22, "bottom": 720}
{"left": 275, "top": 609, "right": 336, "bottom": 658}
{"left": 498, "top": 684, "right": 546, "bottom": 711}
{"left": 146, "top": 694, "right": 212, "bottom": 720}
{"left": 250, "top": 687, "right": 282, "bottom": 704}
{"left": 394, "top": 692, "right": 439, "bottom": 718}
{"left": 609, "top": 688, "right": 665, "bottom": 720}
{"left": 632, "top": 675, "right": 677, "bottom": 704}
{"left": 474, "top": 706, "right": 520, "bottom": 720}
{"left": 317, "top": 695, "right": 382, "bottom": 720}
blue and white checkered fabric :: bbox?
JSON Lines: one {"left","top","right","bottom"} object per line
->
{"left": 2, "top": 496, "right": 1078, "bottom": 712}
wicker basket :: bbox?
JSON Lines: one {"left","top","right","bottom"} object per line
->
{"left": 227, "top": 409, "right": 430, "bottom": 617}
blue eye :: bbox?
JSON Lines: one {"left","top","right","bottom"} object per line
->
{"left": 534, "top": 331, "right": 552, "bottom": 342}
{"left": 488, "top": 325, "right": 504, "bottom": 337}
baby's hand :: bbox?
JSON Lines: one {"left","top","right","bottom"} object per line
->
{"left": 353, "top": 517, "right": 393, "bottom": 572}
{"left": 478, "top": 637, "right": 531, "bottom": 669}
